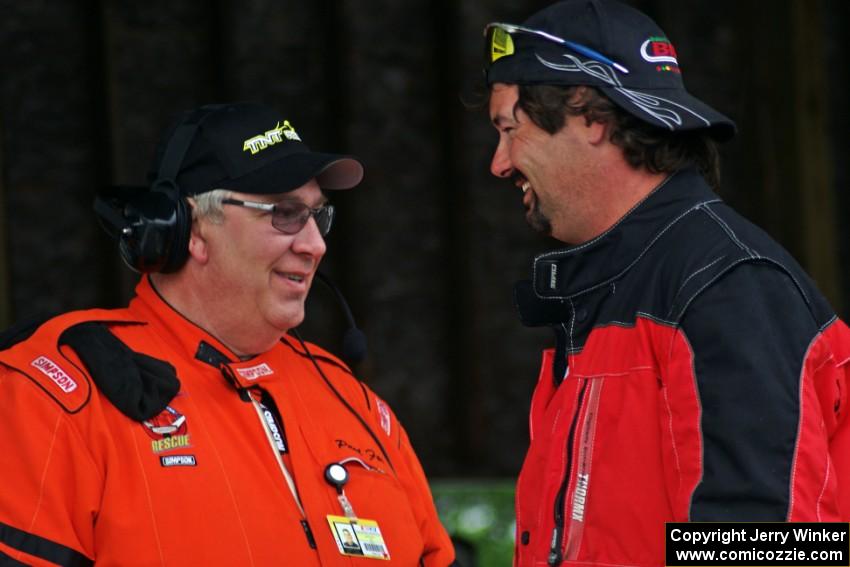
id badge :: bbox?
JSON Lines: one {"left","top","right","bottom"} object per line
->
{"left": 327, "top": 515, "right": 390, "bottom": 560}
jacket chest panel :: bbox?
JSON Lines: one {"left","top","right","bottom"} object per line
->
{"left": 95, "top": 366, "right": 424, "bottom": 565}
{"left": 95, "top": 374, "right": 314, "bottom": 565}
{"left": 518, "top": 321, "right": 682, "bottom": 566}
{"left": 272, "top": 381, "right": 427, "bottom": 565}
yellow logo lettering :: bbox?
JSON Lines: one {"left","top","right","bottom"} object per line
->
{"left": 151, "top": 434, "right": 191, "bottom": 454}
{"left": 243, "top": 120, "right": 301, "bottom": 154}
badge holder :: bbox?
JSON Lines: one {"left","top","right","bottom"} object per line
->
{"left": 324, "top": 463, "right": 391, "bottom": 560}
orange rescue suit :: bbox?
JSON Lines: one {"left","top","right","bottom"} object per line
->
{"left": 0, "top": 277, "right": 454, "bottom": 566}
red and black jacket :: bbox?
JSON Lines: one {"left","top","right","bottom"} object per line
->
{"left": 513, "top": 168, "right": 850, "bottom": 566}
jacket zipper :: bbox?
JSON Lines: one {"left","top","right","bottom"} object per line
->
{"left": 248, "top": 388, "right": 318, "bottom": 550}
{"left": 548, "top": 378, "right": 588, "bottom": 566}
{"left": 218, "top": 365, "right": 318, "bottom": 550}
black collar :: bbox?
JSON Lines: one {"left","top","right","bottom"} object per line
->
{"left": 516, "top": 168, "right": 721, "bottom": 325}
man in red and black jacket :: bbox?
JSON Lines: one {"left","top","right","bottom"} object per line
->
{"left": 482, "top": 1, "right": 850, "bottom": 565}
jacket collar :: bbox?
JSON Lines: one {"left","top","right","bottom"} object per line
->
{"left": 129, "top": 277, "right": 293, "bottom": 388}
{"left": 518, "top": 168, "right": 720, "bottom": 311}
{"left": 128, "top": 276, "right": 241, "bottom": 365}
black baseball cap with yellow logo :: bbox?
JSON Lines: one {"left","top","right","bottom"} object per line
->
{"left": 484, "top": 0, "right": 735, "bottom": 140}
{"left": 148, "top": 102, "right": 364, "bottom": 196}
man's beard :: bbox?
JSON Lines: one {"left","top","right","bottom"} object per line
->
{"left": 525, "top": 192, "right": 552, "bottom": 235}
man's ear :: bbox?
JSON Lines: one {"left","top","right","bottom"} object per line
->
{"left": 569, "top": 86, "right": 608, "bottom": 146}
{"left": 586, "top": 118, "right": 608, "bottom": 146}
{"left": 186, "top": 200, "right": 209, "bottom": 264}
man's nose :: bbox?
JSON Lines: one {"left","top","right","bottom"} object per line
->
{"left": 292, "top": 216, "right": 328, "bottom": 258}
{"left": 490, "top": 141, "right": 513, "bottom": 179}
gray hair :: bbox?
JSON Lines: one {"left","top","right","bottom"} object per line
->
{"left": 189, "top": 189, "right": 231, "bottom": 223}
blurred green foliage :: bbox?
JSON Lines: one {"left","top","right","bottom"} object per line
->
{"left": 431, "top": 480, "right": 516, "bottom": 567}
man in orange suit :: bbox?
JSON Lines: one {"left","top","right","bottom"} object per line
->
{"left": 0, "top": 102, "right": 454, "bottom": 566}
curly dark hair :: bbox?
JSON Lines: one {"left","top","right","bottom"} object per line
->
{"left": 516, "top": 84, "right": 721, "bottom": 190}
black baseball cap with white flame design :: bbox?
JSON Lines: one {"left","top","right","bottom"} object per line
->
{"left": 484, "top": 0, "right": 736, "bottom": 140}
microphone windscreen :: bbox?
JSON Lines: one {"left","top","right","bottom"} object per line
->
{"left": 342, "top": 327, "right": 368, "bottom": 364}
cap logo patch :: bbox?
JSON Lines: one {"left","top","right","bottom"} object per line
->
{"left": 235, "top": 363, "right": 274, "bottom": 381}
{"left": 243, "top": 120, "right": 301, "bottom": 155}
{"left": 31, "top": 356, "right": 77, "bottom": 393}
{"left": 640, "top": 37, "right": 678, "bottom": 65}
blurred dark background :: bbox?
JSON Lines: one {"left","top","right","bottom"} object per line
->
{"left": 0, "top": 0, "right": 847, "bottom": 479}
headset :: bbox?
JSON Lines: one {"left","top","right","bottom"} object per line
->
{"left": 94, "top": 105, "right": 226, "bottom": 273}
{"left": 94, "top": 105, "right": 368, "bottom": 364}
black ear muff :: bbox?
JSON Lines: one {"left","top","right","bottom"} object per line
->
{"left": 94, "top": 105, "right": 225, "bottom": 273}
{"left": 117, "top": 181, "right": 191, "bottom": 273}
{"left": 93, "top": 182, "right": 190, "bottom": 274}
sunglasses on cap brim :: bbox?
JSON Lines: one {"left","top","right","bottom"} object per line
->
{"left": 483, "top": 22, "right": 629, "bottom": 75}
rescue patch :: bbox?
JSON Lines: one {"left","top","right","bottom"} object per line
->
{"left": 143, "top": 405, "right": 192, "bottom": 454}
{"left": 30, "top": 356, "right": 77, "bottom": 393}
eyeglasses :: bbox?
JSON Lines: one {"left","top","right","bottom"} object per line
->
{"left": 222, "top": 198, "right": 335, "bottom": 236}
{"left": 483, "top": 22, "right": 629, "bottom": 75}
